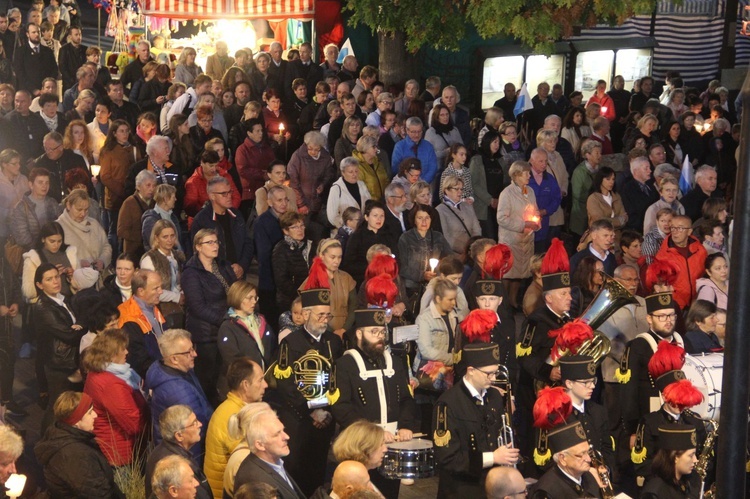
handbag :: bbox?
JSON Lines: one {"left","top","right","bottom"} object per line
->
{"left": 4, "top": 237, "right": 23, "bottom": 275}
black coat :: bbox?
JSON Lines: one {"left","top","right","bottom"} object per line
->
{"left": 136, "top": 78, "right": 169, "bottom": 113}
{"left": 640, "top": 473, "right": 701, "bottom": 499}
{"left": 233, "top": 453, "right": 306, "bottom": 499}
{"left": 620, "top": 330, "right": 684, "bottom": 433}
{"left": 331, "top": 347, "right": 418, "bottom": 430}
{"left": 58, "top": 42, "right": 87, "bottom": 91}
{"left": 272, "top": 238, "right": 314, "bottom": 312}
{"left": 621, "top": 177, "right": 659, "bottom": 233}
{"left": 382, "top": 207, "right": 411, "bottom": 247}
{"left": 125, "top": 158, "right": 186, "bottom": 214}
{"left": 342, "top": 227, "right": 400, "bottom": 287}
{"left": 34, "top": 422, "right": 125, "bottom": 499}
{"left": 217, "top": 312, "right": 277, "bottom": 373}
{"left": 33, "top": 149, "right": 88, "bottom": 202}
{"left": 34, "top": 293, "right": 82, "bottom": 371}
{"left": 12, "top": 43, "right": 58, "bottom": 94}
{"left": 144, "top": 440, "right": 211, "bottom": 499}
{"left": 181, "top": 255, "right": 236, "bottom": 344}
{"left": 285, "top": 59, "right": 324, "bottom": 102}
{"left": 432, "top": 380, "right": 507, "bottom": 498}
{"left": 529, "top": 464, "right": 602, "bottom": 498}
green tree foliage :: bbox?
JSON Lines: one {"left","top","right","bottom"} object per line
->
{"left": 344, "top": 0, "right": 660, "bottom": 53}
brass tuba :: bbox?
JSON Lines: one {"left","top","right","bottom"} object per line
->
{"left": 574, "top": 273, "right": 638, "bottom": 364}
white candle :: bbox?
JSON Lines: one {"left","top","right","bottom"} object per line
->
{"left": 429, "top": 258, "right": 439, "bottom": 272}
{"left": 5, "top": 474, "right": 26, "bottom": 498}
{"left": 90, "top": 164, "right": 101, "bottom": 177}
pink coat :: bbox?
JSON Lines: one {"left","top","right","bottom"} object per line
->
{"left": 83, "top": 370, "right": 149, "bottom": 466}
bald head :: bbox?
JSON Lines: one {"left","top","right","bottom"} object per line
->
{"left": 486, "top": 466, "right": 526, "bottom": 498}
{"left": 331, "top": 460, "right": 371, "bottom": 496}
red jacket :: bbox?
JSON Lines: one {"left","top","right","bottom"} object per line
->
{"left": 184, "top": 168, "right": 241, "bottom": 225}
{"left": 655, "top": 235, "right": 707, "bottom": 309}
{"left": 235, "top": 137, "right": 276, "bottom": 201}
{"left": 83, "top": 370, "right": 149, "bottom": 466}
{"left": 586, "top": 93, "right": 616, "bottom": 122}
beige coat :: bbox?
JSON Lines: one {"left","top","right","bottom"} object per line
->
{"left": 496, "top": 182, "right": 537, "bottom": 279}
{"left": 546, "top": 150, "right": 569, "bottom": 227}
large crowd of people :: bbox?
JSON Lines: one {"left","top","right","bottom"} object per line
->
{"left": 0, "top": 3, "right": 740, "bottom": 498}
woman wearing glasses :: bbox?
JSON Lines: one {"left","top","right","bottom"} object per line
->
{"left": 182, "top": 228, "right": 236, "bottom": 403}
{"left": 272, "top": 212, "right": 316, "bottom": 314}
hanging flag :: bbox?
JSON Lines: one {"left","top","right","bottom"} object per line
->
{"left": 514, "top": 83, "right": 534, "bottom": 118}
{"left": 679, "top": 154, "right": 693, "bottom": 195}
{"left": 337, "top": 38, "right": 355, "bottom": 64}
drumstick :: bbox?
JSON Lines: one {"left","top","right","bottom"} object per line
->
{"left": 394, "top": 432, "right": 427, "bottom": 441}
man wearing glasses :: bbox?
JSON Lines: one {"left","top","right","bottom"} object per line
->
{"left": 433, "top": 342, "right": 520, "bottom": 498}
{"left": 33, "top": 130, "right": 87, "bottom": 201}
{"left": 331, "top": 308, "right": 418, "bottom": 497}
{"left": 654, "top": 214, "right": 708, "bottom": 309}
{"left": 146, "top": 328, "right": 214, "bottom": 467}
{"left": 272, "top": 285, "right": 343, "bottom": 496}
{"left": 530, "top": 421, "right": 602, "bottom": 498}
{"left": 618, "top": 292, "right": 685, "bottom": 454}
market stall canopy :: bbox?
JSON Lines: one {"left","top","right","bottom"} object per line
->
{"left": 137, "top": 0, "right": 315, "bottom": 20}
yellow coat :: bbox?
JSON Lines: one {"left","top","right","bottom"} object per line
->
{"left": 203, "top": 392, "right": 245, "bottom": 498}
{"left": 352, "top": 150, "right": 389, "bottom": 201}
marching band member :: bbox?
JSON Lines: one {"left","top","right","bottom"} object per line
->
{"left": 640, "top": 424, "right": 701, "bottom": 499}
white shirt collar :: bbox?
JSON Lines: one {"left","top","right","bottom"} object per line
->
{"left": 462, "top": 377, "right": 486, "bottom": 402}
{"left": 587, "top": 244, "right": 609, "bottom": 261}
{"left": 558, "top": 466, "right": 582, "bottom": 485}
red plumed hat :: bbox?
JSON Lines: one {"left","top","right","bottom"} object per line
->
{"left": 648, "top": 341, "right": 686, "bottom": 379}
{"left": 365, "top": 253, "right": 399, "bottom": 281}
{"left": 533, "top": 387, "right": 573, "bottom": 429}
{"left": 548, "top": 320, "right": 594, "bottom": 362}
{"left": 645, "top": 258, "right": 679, "bottom": 292}
{"left": 460, "top": 309, "right": 498, "bottom": 343}
{"left": 541, "top": 238, "right": 570, "bottom": 291}
{"left": 304, "top": 257, "right": 330, "bottom": 290}
{"left": 482, "top": 244, "right": 514, "bottom": 280}
{"left": 662, "top": 380, "right": 704, "bottom": 410}
{"left": 365, "top": 274, "right": 398, "bottom": 307}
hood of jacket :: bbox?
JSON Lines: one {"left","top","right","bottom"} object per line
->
{"left": 145, "top": 361, "right": 193, "bottom": 392}
{"left": 35, "top": 422, "right": 98, "bottom": 466}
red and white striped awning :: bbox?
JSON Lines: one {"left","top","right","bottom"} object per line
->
{"left": 138, "top": 0, "right": 315, "bottom": 20}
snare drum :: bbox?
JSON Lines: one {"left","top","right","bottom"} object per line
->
{"left": 379, "top": 439, "right": 435, "bottom": 479}
{"left": 682, "top": 353, "right": 723, "bottom": 419}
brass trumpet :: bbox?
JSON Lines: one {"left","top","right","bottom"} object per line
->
{"left": 589, "top": 448, "right": 615, "bottom": 499}
{"left": 493, "top": 365, "right": 520, "bottom": 467}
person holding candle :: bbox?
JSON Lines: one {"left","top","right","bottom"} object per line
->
{"left": 436, "top": 176, "right": 481, "bottom": 261}
{"left": 261, "top": 89, "right": 291, "bottom": 158}
{"left": 496, "top": 161, "right": 539, "bottom": 310}
{"left": 397, "top": 203, "right": 452, "bottom": 295}
{"left": 586, "top": 79, "right": 616, "bottom": 122}
{"left": 0, "top": 424, "right": 23, "bottom": 489}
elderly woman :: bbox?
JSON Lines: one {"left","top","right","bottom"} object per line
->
{"left": 33, "top": 263, "right": 84, "bottom": 430}
{"left": 643, "top": 176, "right": 684, "bottom": 235}
{"left": 64, "top": 168, "right": 101, "bottom": 223}
{"left": 218, "top": 281, "right": 275, "bottom": 378}
{"left": 56, "top": 189, "right": 111, "bottom": 270}
{"left": 142, "top": 184, "right": 183, "bottom": 253}
{"left": 586, "top": 166, "right": 627, "bottom": 241}
{"left": 100, "top": 119, "right": 136, "bottom": 251}
{"left": 272, "top": 212, "right": 315, "bottom": 312}
{"left": 140, "top": 219, "right": 185, "bottom": 329}
{"left": 684, "top": 299, "right": 721, "bottom": 354}
{"left": 425, "top": 103, "right": 463, "bottom": 165}
{"left": 182, "top": 228, "right": 237, "bottom": 400}
{"left": 174, "top": 47, "right": 203, "bottom": 87}
{"left": 496, "top": 161, "right": 539, "bottom": 309}
{"left": 0, "top": 149, "right": 29, "bottom": 240}
{"left": 287, "top": 131, "right": 334, "bottom": 218}
{"left": 118, "top": 169, "right": 156, "bottom": 258}
{"left": 398, "top": 204, "right": 453, "bottom": 294}
{"left": 327, "top": 156, "right": 371, "bottom": 229}
{"left": 570, "top": 139, "right": 602, "bottom": 237}
{"left": 300, "top": 239, "right": 357, "bottom": 337}
{"left": 352, "top": 135, "right": 389, "bottom": 201}
{"left": 38, "top": 93, "right": 68, "bottom": 134}
{"left": 537, "top": 129, "right": 569, "bottom": 232}
{"left": 435, "top": 175, "right": 481, "bottom": 260}
{"left": 34, "top": 391, "right": 125, "bottom": 498}
{"left": 334, "top": 115, "right": 363, "bottom": 169}
{"left": 342, "top": 200, "right": 399, "bottom": 287}
{"left": 82, "top": 329, "right": 149, "bottom": 466}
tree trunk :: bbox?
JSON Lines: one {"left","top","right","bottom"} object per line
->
{"left": 378, "top": 30, "right": 417, "bottom": 87}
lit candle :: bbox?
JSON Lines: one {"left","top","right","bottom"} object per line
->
{"left": 600, "top": 106, "right": 608, "bottom": 116}
{"left": 429, "top": 258, "right": 439, "bottom": 272}
{"left": 90, "top": 164, "right": 101, "bottom": 177}
{"left": 5, "top": 474, "right": 26, "bottom": 498}
{"left": 279, "top": 123, "right": 285, "bottom": 134}
{"left": 530, "top": 215, "right": 540, "bottom": 224}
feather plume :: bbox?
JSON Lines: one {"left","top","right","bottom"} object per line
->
{"left": 549, "top": 320, "right": 594, "bottom": 362}
{"left": 365, "top": 274, "right": 398, "bottom": 307}
{"left": 645, "top": 258, "right": 679, "bottom": 292}
{"left": 304, "top": 257, "right": 330, "bottom": 290}
{"left": 541, "top": 238, "right": 569, "bottom": 275}
{"left": 647, "top": 341, "right": 686, "bottom": 379}
{"left": 533, "top": 387, "right": 572, "bottom": 429}
{"left": 663, "top": 380, "right": 704, "bottom": 410}
{"left": 483, "top": 244, "right": 514, "bottom": 279}
{"left": 365, "top": 254, "right": 399, "bottom": 280}
{"left": 460, "top": 309, "right": 498, "bottom": 343}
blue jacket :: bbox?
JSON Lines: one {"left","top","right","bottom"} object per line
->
{"left": 190, "top": 207, "right": 253, "bottom": 271}
{"left": 145, "top": 361, "right": 213, "bottom": 462}
{"left": 253, "top": 210, "right": 284, "bottom": 291}
{"left": 182, "top": 255, "right": 236, "bottom": 343}
{"left": 528, "top": 171, "right": 562, "bottom": 243}
{"left": 391, "top": 136, "right": 438, "bottom": 183}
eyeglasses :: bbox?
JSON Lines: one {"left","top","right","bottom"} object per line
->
{"left": 669, "top": 226, "right": 691, "bottom": 232}
{"left": 44, "top": 144, "right": 62, "bottom": 153}
{"left": 575, "top": 379, "right": 597, "bottom": 388}
{"left": 173, "top": 347, "right": 196, "bottom": 356}
{"left": 314, "top": 313, "right": 333, "bottom": 321}
{"left": 366, "top": 329, "right": 387, "bottom": 337}
{"left": 650, "top": 312, "right": 677, "bottom": 322}
{"left": 180, "top": 418, "right": 200, "bottom": 431}
{"left": 475, "top": 368, "right": 500, "bottom": 378}
{"left": 211, "top": 190, "right": 232, "bottom": 197}
{"left": 446, "top": 186, "right": 462, "bottom": 191}
{"left": 565, "top": 450, "right": 590, "bottom": 461}
{"left": 288, "top": 224, "right": 305, "bottom": 230}
{"left": 199, "top": 240, "right": 219, "bottom": 246}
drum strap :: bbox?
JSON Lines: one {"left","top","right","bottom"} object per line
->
{"left": 636, "top": 332, "right": 684, "bottom": 353}
{"left": 345, "top": 349, "right": 395, "bottom": 426}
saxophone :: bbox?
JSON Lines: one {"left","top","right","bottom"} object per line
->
{"left": 588, "top": 448, "right": 615, "bottom": 499}
{"left": 696, "top": 418, "right": 719, "bottom": 499}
